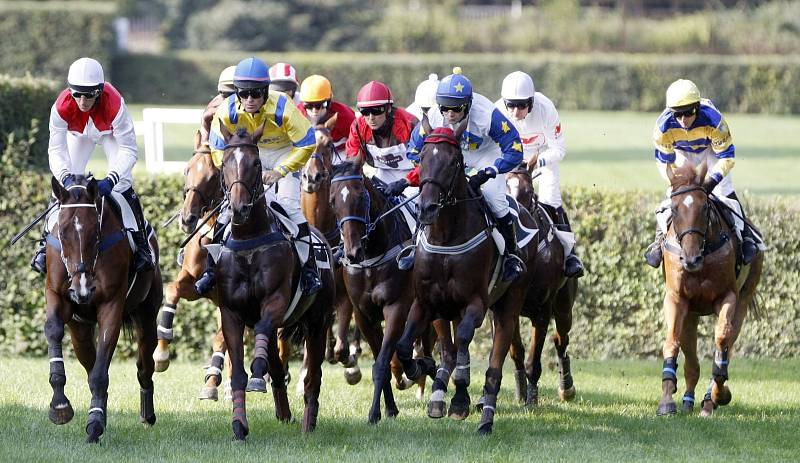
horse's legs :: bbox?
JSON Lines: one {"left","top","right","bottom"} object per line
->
{"left": 266, "top": 333, "right": 292, "bottom": 422}
{"left": 449, "top": 299, "right": 486, "bottom": 421}
{"left": 85, "top": 302, "right": 124, "bottom": 443}
{"left": 199, "top": 326, "right": 226, "bottom": 401}
{"left": 414, "top": 324, "right": 437, "bottom": 400}
{"left": 524, "top": 317, "right": 548, "bottom": 407}
{"left": 703, "top": 291, "right": 739, "bottom": 416}
{"left": 478, "top": 295, "right": 520, "bottom": 435}
{"left": 342, "top": 305, "right": 363, "bottom": 386}
{"left": 133, "top": 300, "right": 158, "bottom": 426}
{"left": 247, "top": 318, "right": 273, "bottom": 393}
{"left": 679, "top": 312, "right": 700, "bottom": 412}
{"left": 508, "top": 319, "right": 527, "bottom": 403}
{"left": 425, "top": 319, "right": 454, "bottom": 419}
{"left": 220, "top": 308, "right": 248, "bottom": 440}
{"left": 301, "top": 316, "right": 328, "bottom": 433}
{"left": 153, "top": 278, "right": 184, "bottom": 372}
{"left": 45, "top": 308, "right": 74, "bottom": 425}
{"left": 277, "top": 328, "right": 292, "bottom": 385}
{"left": 658, "top": 293, "right": 688, "bottom": 416}
{"left": 553, "top": 297, "right": 575, "bottom": 402}
{"left": 375, "top": 303, "right": 408, "bottom": 423}
{"left": 396, "top": 299, "right": 436, "bottom": 384}
{"left": 355, "top": 309, "right": 386, "bottom": 423}
{"left": 333, "top": 296, "right": 355, "bottom": 364}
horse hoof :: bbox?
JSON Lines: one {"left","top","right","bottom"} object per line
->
{"left": 232, "top": 420, "right": 249, "bottom": 441}
{"left": 448, "top": 400, "right": 471, "bottom": 421}
{"left": 344, "top": 367, "right": 362, "bottom": 385}
{"left": 559, "top": 385, "right": 577, "bottom": 402}
{"left": 700, "top": 398, "right": 718, "bottom": 417}
{"left": 85, "top": 422, "right": 104, "bottom": 444}
{"left": 198, "top": 386, "right": 219, "bottom": 401}
{"left": 246, "top": 377, "right": 267, "bottom": 393}
{"left": 396, "top": 374, "right": 414, "bottom": 391}
{"left": 681, "top": 399, "right": 694, "bottom": 412}
{"left": 477, "top": 421, "right": 493, "bottom": 436}
{"left": 386, "top": 407, "right": 399, "bottom": 419}
{"left": 475, "top": 395, "right": 486, "bottom": 412}
{"left": 153, "top": 349, "right": 170, "bottom": 373}
{"left": 368, "top": 412, "right": 381, "bottom": 425}
{"left": 154, "top": 359, "right": 170, "bottom": 373}
{"left": 656, "top": 400, "right": 677, "bottom": 416}
{"left": 427, "top": 400, "right": 446, "bottom": 419}
{"left": 49, "top": 402, "right": 74, "bottom": 425}
{"left": 713, "top": 385, "right": 732, "bottom": 406}
{"left": 140, "top": 413, "right": 156, "bottom": 426}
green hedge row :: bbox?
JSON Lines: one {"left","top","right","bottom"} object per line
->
{"left": 0, "top": 75, "right": 59, "bottom": 169}
{"left": 113, "top": 51, "right": 800, "bottom": 114}
{"left": 0, "top": 1, "right": 116, "bottom": 81}
{"left": 1, "top": 171, "right": 797, "bottom": 360}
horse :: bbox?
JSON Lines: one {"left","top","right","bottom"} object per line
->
{"left": 656, "top": 162, "right": 763, "bottom": 417}
{"left": 216, "top": 125, "right": 334, "bottom": 439}
{"left": 301, "top": 115, "right": 363, "bottom": 386}
{"left": 44, "top": 175, "right": 162, "bottom": 443}
{"left": 394, "top": 120, "right": 538, "bottom": 435}
{"left": 505, "top": 165, "right": 578, "bottom": 406}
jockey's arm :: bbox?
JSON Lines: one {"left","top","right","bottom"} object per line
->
{"left": 405, "top": 122, "right": 427, "bottom": 164}
{"left": 106, "top": 102, "right": 138, "bottom": 187}
{"left": 200, "top": 94, "right": 225, "bottom": 145}
{"left": 487, "top": 109, "right": 523, "bottom": 175}
{"left": 653, "top": 123, "right": 676, "bottom": 182}
{"left": 708, "top": 117, "right": 735, "bottom": 183}
{"left": 536, "top": 107, "right": 566, "bottom": 168}
{"left": 274, "top": 100, "right": 315, "bottom": 176}
{"left": 47, "top": 104, "right": 73, "bottom": 185}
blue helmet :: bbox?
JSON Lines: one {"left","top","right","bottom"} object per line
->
{"left": 233, "top": 57, "right": 270, "bottom": 90}
{"left": 436, "top": 67, "right": 473, "bottom": 109}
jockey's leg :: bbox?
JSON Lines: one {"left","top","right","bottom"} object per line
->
{"left": 277, "top": 172, "right": 320, "bottom": 295}
{"left": 725, "top": 191, "right": 757, "bottom": 265}
{"left": 121, "top": 188, "right": 154, "bottom": 273}
{"left": 484, "top": 174, "right": 525, "bottom": 281}
{"left": 552, "top": 205, "right": 584, "bottom": 278}
{"left": 195, "top": 208, "right": 229, "bottom": 296}
{"left": 645, "top": 199, "right": 671, "bottom": 268}
{"left": 31, "top": 197, "right": 58, "bottom": 274}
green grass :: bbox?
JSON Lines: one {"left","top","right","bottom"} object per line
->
{"left": 2, "top": 357, "right": 799, "bottom": 462}
{"left": 86, "top": 107, "right": 800, "bottom": 198}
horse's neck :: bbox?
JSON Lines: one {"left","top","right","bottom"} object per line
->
{"left": 426, "top": 179, "right": 485, "bottom": 243}
{"left": 230, "top": 198, "right": 271, "bottom": 240}
{"left": 363, "top": 179, "right": 395, "bottom": 254}
{"left": 707, "top": 200, "right": 727, "bottom": 242}
{"left": 302, "top": 183, "right": 336, "bottom": 234}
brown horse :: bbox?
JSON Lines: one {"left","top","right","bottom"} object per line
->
{"left": 301, "top": 115, "right": 363, "bottom": 386}
{"left": 394, "top": 121, "right": 538, "bottom": 435}
{"left": 216, "top": 125, "right": 334, "bottom": 439}
{"left": 44, "top": 176, "right": 162, "bottom": 443}
{"left": 656, "top": 162, "right": 763, "bottom": 417}
{"left": 505, "top": 165, "right": 578, "bottom": 406}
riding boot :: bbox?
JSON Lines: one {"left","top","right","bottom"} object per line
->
{"left": 297, "top": 223, "right": 321, "bottom": 296}
{"left": 122, "top": 188, "right": 154, "bottom": 273}
{"left": 740, "top": 226, "right": 758, "bottom": 265}
{"left": 31, "top": 241, "right": 47, "bottom": 274}
{"left": 555, "top": 207, "right": 584, "bottom": 279}
{"left": 195, "top": 214, "right": 226, "bottom": 296}
{"left": 497, "top": 212, "right": 525, "bottom": 282}
{"left": 644, "top": 227, "right": 665, "bottom": 268}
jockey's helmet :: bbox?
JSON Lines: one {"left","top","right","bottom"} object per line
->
{"left": 269, "top": 62, "right": 299, "bottom": 94}
{"left": 67, "top": 57, "right": 104, "bottom": 94}
{"left": 414, "top": 73, "right": 439, "bottom": 110}
{"left": 666, "top": 79, "right": 701, "bottom": 109}
{"left": 356, "top": 81, "right": 394, "bottom": 108}
{"left": 436, "top": 67, "right": 473, "bottom": 111}
{"left": 501, "top": 71, "right": 535, "bottom": 110}
{"left": 233, "top": 57, "right": 270, "bottom": 90}
{"left": 218, "top": 66, "right": 236, "bottom": 93}
{"left": 300, "top": 75, "right": 333, "bottom": 103}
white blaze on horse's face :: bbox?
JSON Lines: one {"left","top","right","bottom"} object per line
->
{"left": 233, "top": 147, "right": 244, "bottom": 167}
{"left": 682, "top": 195, "right": 694, "bottom": 208}
{"left": 79, "top": 273, "right": 89, "bottom": 298}
{"left": 508, "top": 176, "right": 520, "bottom": 198}
{"left": 341, "top": 185, "right": 350, "bottom": 203}
{"left": 196, "top": 162, "right": 203, "bottom": 173}
{"left": 432, "top": 147, "right": 439, "bottom": 156}
{"left": 315, "top": 129, "right": 325, "bottom": 144}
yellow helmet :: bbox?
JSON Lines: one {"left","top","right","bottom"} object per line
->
{"left": 218, "top": 66, "right": 236, "bottom": 93}
{"left": 300, "top": 75, "right": 332, "bottom": 103}
{"left": 666, "top": 79, "right": 701, "bottom": 108}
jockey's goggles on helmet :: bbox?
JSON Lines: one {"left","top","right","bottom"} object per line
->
{"left": 504, "top": 99, "right": 530, "bottom": 109}
{"left": 236, "top": 88, "right": 266, "bottom": 100}
{"left": 359, "top": 106, "right": 386, "bottom": 117}
{"left": 671, "top": 106, "right": 697, "bottom": 118}
{"left": 71, "top": 89, "right": 102, "bottom": 99}
{"left": 304, "top": 101, "right": 328, "bottom": 111}
{"left": 439, "top": 103, "right": 467, "bottom": 114}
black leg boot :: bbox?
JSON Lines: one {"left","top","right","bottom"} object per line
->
{"left": 297, "top": 223, "right": 321, "bottom": 296}
{"left": 122, "top": 188, "right": 154, "bottom": 272}
{"left": 194, "top": 217, "right": 226, "bottom": 296}
{"left": 497, "top": 212, "right": 525, "bottom": 282}
{"left": 644, "top": 226, "right": 665, "bottom": 268}
{"left": 555, "top": 207, "right": 584, "bottom": 278}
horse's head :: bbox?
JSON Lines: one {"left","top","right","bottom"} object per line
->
{"left": 666, "top": 162, "right": 710, "bottom": 272}
{"left": 506, "top": 163, "right": 536, "bottom": 211}
{"left": 181, "top": 130, "right": 222, "bottom": 233}
{"left": 329, "top": 161, "right": 369, "bottom": 263}
{"left": 219, "top": 123, "right": 265, "bottom": 225}
{"left": 51, "top": 175, "right": 101, "bottom": 305}
{"left": 417, "top": 116, "right": 468, "bottom": 224}
{"left": 302, "top": 114, "right": 338, "bottom": 193}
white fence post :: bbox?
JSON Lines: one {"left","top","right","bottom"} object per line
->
{"left": 135, "top": 107, "right": 204, "bottom": 174}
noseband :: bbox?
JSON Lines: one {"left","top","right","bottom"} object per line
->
{"left": 670, "top": 186, "right": 709, "bottom": 246}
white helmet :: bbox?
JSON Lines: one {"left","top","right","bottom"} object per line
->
{"left": 501, "top": 71, "right": 535, "bottom": 100}
{"left": 218, "top": 65, "right": 236, "bottom": 93}
{"left": 67, "top": 57, "right": 105, "bottom": 91}
{"left": 414, "top": 73, "right": 439, "bottom": 109}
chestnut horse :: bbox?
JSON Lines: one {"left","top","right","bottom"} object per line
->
{"left": 656, "top": 163, "right": 763, "bottom": 417}
{"left": 44, "top": 176, "right": 162, "bottom": 443}
{"left": 394, "top": 121, "right": 538, "bottom": 435}
{"left": 300, "top": 116, "right": 363, "bottom": 386}
{"left": 505, "top": 165, "right": 578, "bottom": 406}
{"left": 216, "top": 126, "right": 334, "bottom": 439}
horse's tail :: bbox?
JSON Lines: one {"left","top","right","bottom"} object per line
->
{"left": 121, "top": 312, "right": 136, "bottom": 346}
{"left": 279, "top": 322, "right": 306, "bottom": 347}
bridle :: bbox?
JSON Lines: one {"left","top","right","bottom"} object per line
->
{"left": 669, "top": 185, "right": 710, "bottom": 247}
{"left": 418, "top": 133, "right": 479, "bottom": 208}
{"left": 57, "top": 185, "right": 102, "bottom": 280}
{"left": 330, "top": 175, "right": 372, "bottom": 237}
{"left": 307, "top": 126, "right": 339, "bottom": 183}
{"left": 184, "top": 152, "right": 221, "bottom": 216}
{"left": 220, "top": 142, "right": 264, "bottom": 224}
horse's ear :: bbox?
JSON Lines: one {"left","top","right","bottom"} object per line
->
{"left": 695, "top": 161, "right": 708, "bottom": 185}
{"left": 324, "top": 112, "right": 338, "bottom": 131}
{"left": 252, "top": 122, "right": 266, "bottom": 144}
{"left": 87, "top": 177, "right": 98, "bottom": 199}
{"left": 193, "top": 130, "right": 201, "bottom": 151}
{"left": 51, "top": 176, "right": 68, "bottom": 203}
{"left": 421, "top": 113, "right": 433, "bottom": 135}
{"left": 665, "top": 163, "right": 676, "bottom": 184}
{"left": 219, "top": 122, "right": 233, "bottom": 144}
{"left": 454, "top": 117, "right": 469, "bottom": 140}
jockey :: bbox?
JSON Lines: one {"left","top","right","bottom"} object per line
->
{"left": 495, "top": 71, "right": 584, "bottom": 278}
{"left": 645, "top": 78, "right": 758, "bottom": 268}
{"left": 199, "top": 65, "right": 236, "bottom": 145}
{"left": 31, "top": 57, "right": 153, "bottom": 274}
{"left": 297, "top": 74, "right": 355, "bottom": 158}
{"left": 399, "top": 68, "right": 526, "bottom": 281}
{"left": 195, "top": 56, "right": 320, "bottom": 296}
{"left": 345, "top": 80, "right": 420, "bottom": 195}
{"left": 268, "top": 62, "right": 301, "bottom": 105}
{"left": 405, "top": 73, "right": 439, "bottom": 121}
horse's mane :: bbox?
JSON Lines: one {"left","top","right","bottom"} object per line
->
{"left": 669, "top": 163, "right": 702, "bottom": 189}
{"left": 331, "top": 160, "right": 362, "bottom": 178}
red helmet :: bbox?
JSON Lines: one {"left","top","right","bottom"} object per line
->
{"left": 356, "top": 81, "right": 393, "bottom": 108}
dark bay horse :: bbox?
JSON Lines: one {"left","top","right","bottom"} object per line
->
{"left": 216, "top": 125, "right": 334, "bottom": 439}
{"left": 657, "top": 163, "right": 763, "bottom": 417}
{"left": 328, "top": 160, "right": 421, "bottom": 423}
{"left": 505, "top": 166, "right": 578, "bottom": 406}
{"left": 394, "top": 121, "right": 538, "bottom": 435}
{"left": 44, "top": 176, "right": 162, "bottom": 443}
{"left": 301, "top": 115, "right": 363, "bottom": 386}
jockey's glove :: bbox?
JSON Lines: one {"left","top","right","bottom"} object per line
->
{"left": 384, "top": 179, "right": 408, "bottom": 196}
{"left": 468, "top": 167, "right": 496, "bottom": 192}
{"left": 701, "top": 176, "right": 719, "bottom": 194}
{"left": 262, "top": 169, "right": 283, "bottom": 187}
{"left": 98, "top": 177, "right": 114, "bottom": 197}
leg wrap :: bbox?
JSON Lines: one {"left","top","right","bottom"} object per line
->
{"left": 703, "top": 378, "right": 714, "bottom": 403}
{"left": 712, "top": 348, "right": 729, "bottom": 380}
{"left": 682, "top": 391, "right": 695, "bottom": 405}
{"left": 48, "top": 344, "right": 66, "bottom": 379}
{"left": 140, "top": 388, "right": 155, "bottom": 421}
{"left": 156, "top": 304, "right": 176, "bottom": 341}
{"left": 232, "top": 389, "right": 247, "bottom": 426}
{"left": 558, "top": 353, "right": 574, "bottom": 390}
{"left": 253, "top": 334, "right": 269, "bottom": 362}
{"left": 453, "top": 351, "right": 471, "bottom": 386}
{"left": 662, "top": 357, "right": 678, "bottom": 382}
{"left": 433, "top": 367, "right": 450, "bottom": 391}
{"left": 205, "top": 351, "right": 225, "bottom": 383}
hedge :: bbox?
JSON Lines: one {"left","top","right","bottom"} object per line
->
{"left": 0, "top": 1, "right": 116, "bottom": 81}
{"left": 1, "top": 170, "right": 797, "bottom": 361}
{"left": 0, "top": 75, "right": 59, "bottom": 169}
{"left": 113, "top": 51, "right": 800, "bottom": 114}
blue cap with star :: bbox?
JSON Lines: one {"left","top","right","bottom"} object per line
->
{"left": 436, "top": 67, "right": 473, "bottom": 108}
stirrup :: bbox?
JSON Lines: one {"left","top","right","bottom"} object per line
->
{"left": 31, "top": 247, "right": 47, "bottom": 275}
{"left": 301, "top": 268, "right": 321, "bottom": 296}
{"left": 502, "top": 254, "right": 526, "bottom": 282}
{"left": 396, "top": 245, "right": 415, "bottom": 271}
{"left": 644, "top": 242, "right": 663, "bottom": 268}
{"left": 195, "top": 270, "right": 216, "bottom": 296}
